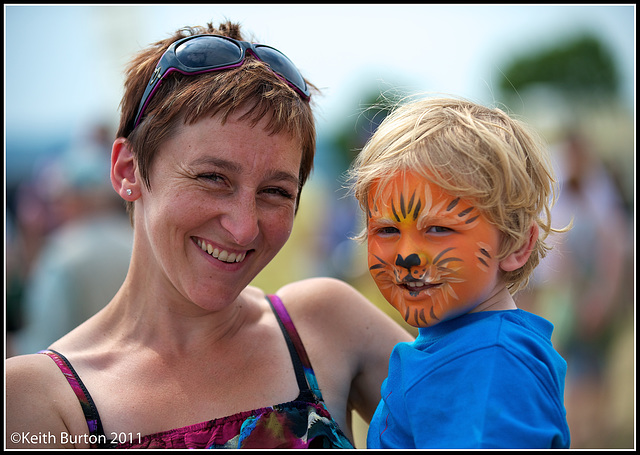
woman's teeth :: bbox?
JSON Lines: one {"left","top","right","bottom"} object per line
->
{"left": 196, "top": 239, "right": 246, "bottom": 263}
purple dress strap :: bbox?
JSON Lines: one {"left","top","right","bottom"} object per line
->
{"left": 39, "top": 349, "right": 111, "bottom": 448}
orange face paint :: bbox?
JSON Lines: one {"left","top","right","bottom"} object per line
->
{"left": 367, "top": 171, "right": 503, "bottom": 327}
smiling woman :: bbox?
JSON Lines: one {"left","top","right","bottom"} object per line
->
{"left": 5, "top": 20, "right": 412, "bottom": 449}
{"left": 118, "top": 110, "right": 305, "bottom": 310}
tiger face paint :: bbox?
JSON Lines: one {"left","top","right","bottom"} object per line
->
{"left": 367, "top": 170, "right": 503, "bottom": 327}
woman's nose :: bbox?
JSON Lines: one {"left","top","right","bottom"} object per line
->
{"left": 220, "top": 198, "right": 259, "bottom": 246}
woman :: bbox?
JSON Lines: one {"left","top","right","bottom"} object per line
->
{"left": 6, "top": 21, "right": 412, "bottom": 449}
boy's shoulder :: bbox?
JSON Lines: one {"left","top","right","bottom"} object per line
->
{"left": 394, "top": 310, "right": 564, "bottom": 385}
{"left": 469, "top": 309, "right": 556, "bottom": 348}
{"left": 412, "top": 309, "right": 553, "bottom": 350}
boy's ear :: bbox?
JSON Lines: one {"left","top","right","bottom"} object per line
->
{"left": 500, "top": 224, "right": 539, "bottom": 272}
{"left": 111, "top": 137, "right": 139, "bottom": 200}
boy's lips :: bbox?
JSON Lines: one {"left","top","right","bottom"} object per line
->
{"left": 400, "top": 280, "right": 442, "bottom": 293}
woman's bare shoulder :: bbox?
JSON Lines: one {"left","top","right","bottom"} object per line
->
{"left": 6, "top": 352, "right": 61, "bottom": 389}
{"left": 275, "top": 277, "right": 411, "bottom": 341}
{"left": 276, "top": 277, "right": 367, "bottom": 310}
{"left": 6, "top": 354, "right": 90, "bottom": 448}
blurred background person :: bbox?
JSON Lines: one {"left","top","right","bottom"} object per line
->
{"left": 11, "top": 123, "right": 133, "bottom": 356}
{"left": 521, "top": 128, "right": 630, "bottom": 448}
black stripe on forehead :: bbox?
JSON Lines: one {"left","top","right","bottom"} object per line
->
{"left": 446, "top": 197, "right": 479, "bottom": 223}
{"left": 412, "top": 198, "right": 421, "bottom": 220}
{"left": 371, "top": 184, "right": 426, "bottom": 222}
{"left": 407, "top": 191, "right": 415, "bottom": 216}
{"left": 391, "top": 200, "right": 400, "bottom": 222}
{"left": 446, "top": 198, "right": 460, "bottom": 211}
{"left": 395, "top": 188, "right": 421, "bottom": 222}
{"left": 457, "top": 207, "right": 473, "bottom": 218}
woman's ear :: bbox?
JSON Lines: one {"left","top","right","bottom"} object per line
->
{"left": 111, "top": 137, "right": 139, "bottom": 200}
{"left": 500, "top": 224, "right": 539, "bottom": 272}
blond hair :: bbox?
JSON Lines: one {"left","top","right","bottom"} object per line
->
{"left": 349, "top": 96, "right": 568, "bottom": 293}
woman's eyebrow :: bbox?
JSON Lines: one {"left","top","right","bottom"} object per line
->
{"left": 191, "top": 157, "right": 299, "bottom": 186}
{"left": 268, "top": 170, "right": 299, "bottom": 187}
{"left": 190, "top": 156, "right": 242, "bottom": 173}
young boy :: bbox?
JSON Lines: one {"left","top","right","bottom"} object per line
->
{"left": 349, "top": 97, "right": 571, "bottom": 448}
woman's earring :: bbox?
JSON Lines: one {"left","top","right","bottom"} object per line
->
{"left": 126, "top": 189, "right": 132, "bottom": 196}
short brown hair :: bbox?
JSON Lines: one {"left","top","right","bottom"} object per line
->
{"left": 116, "top": 21, "right": 316, "bottom": 221}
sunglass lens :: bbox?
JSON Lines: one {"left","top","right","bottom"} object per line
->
{"left": 254, "top": 45, "right": 308, "bottom": 94}
{"left": 175, "top": 37, "right": 242, "bottom": 68}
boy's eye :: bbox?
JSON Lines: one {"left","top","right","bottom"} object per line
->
{"left": 373, "top": 226, "right": 399, "bottom": 235}
{"left": 427, "top": 226, "right": 453, "bottom": 234}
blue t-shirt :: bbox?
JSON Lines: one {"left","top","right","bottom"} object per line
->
{"left": 367, "top": 309, "right": 570, "bottom": 449}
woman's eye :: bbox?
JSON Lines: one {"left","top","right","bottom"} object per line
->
{"left": 262, "top": 187, "right": 295, "bottom": 200}
{"left": 200, "top": 173, "right": 224, "bottom": 183}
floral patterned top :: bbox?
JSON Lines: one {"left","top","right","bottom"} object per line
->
{"left": 39, "top": 294, "right": 354, "bottom": 449}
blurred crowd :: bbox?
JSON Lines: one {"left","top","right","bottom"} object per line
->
{"left": 4, "top": 120, "right": 635, "bottom": 449}
{"left": 6, "top": 123, "right": 133, "bottom": 357}
{"left": 517, "top": 129, "right": 634, "bottom": 448}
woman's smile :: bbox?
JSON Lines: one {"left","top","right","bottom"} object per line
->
{"left": 195, "top": 237, "right": 249, "bottom": 263}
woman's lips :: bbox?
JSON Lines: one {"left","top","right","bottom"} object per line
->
{"left": 195, "top": 238, "right": 247, "bottom": 263}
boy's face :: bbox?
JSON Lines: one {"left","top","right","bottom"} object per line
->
{"left": 366, "top": 170, "right": 503, "bottom": 327}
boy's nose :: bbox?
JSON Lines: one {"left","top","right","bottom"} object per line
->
{"left": 395, "top": 253, "right": 421, "bottom": 270}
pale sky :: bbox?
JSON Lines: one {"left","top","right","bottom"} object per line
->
{"left": 4, "top": 4, "right": 635, "bottom": 147}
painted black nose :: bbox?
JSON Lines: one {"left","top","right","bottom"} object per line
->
{"left": 395, "top": 253, "right": 421, "bottom": 269}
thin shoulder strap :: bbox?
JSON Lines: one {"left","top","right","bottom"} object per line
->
{"left": 266, "top": 294, "right": 323, "bottom": 402}
{"left": 39, "top": 349, "right": 111, "bottom": 448}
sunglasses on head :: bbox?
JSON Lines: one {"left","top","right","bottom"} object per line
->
{"left": 131, "top": 34, "right": 310, "bottom": 131}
